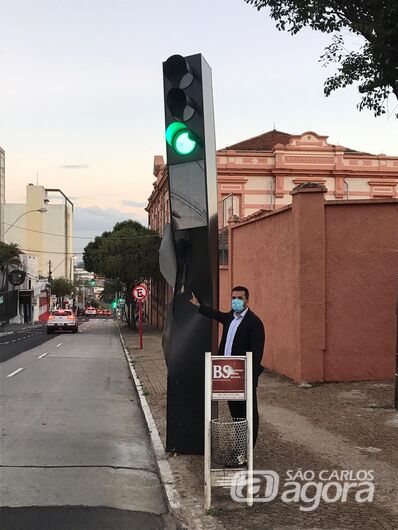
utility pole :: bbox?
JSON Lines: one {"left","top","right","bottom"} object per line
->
{"left": 48, "top": 260, "right": 52, "bottom": 311}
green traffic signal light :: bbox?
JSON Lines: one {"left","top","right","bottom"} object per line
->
{"left": 166, "top": 122, "right": 197, "bottom": 156}
{"left": 112, "top": 301, "right": 117, "bottom": 309}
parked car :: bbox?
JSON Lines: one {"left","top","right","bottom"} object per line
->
{"left": 85, "top": 307, "right": 96, "bottom": 316}
{"left": 47, "top": 310, "right": 78, "bottom": 334}
{"left": 96, "top": 309, "right": 104, "bottom": 316}
{"left": 104, "top": 309, "right": 112, "bottom": 316}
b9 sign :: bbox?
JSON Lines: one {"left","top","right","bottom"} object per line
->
{"left": 212, "top": 358, "right": 246, "bottom": 400}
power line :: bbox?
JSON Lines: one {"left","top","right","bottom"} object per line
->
{"left": 15, "top": 246, "right": 158, "bottom": 256}
{"left": 0, "top": 221, "right": 158, "bottom": 241}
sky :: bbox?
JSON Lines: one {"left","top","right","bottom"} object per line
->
{"left": 1, "top": 0, "right": 397, "bottom": 255}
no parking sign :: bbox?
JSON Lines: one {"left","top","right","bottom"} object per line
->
{"left": 132, "top": 284, "right": 148, "bottom": 349}
{"left": 132, "top": 284, "right": 148, "bottom": 301}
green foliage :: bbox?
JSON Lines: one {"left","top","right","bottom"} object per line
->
{"left": 83, "top": 220, "right": 161, "bottom": 328}
{"left": 83, "top": 220, "right": 160, "bottom": 286}
{"left": 244, "top": 0, "right": 398, "bottom": 116}
{"left": 100, "top": 279, "right": 121, "bottom": 303}
{"left": 51, "top": 277, "right": 74, "bottom": 298}
{"left": 0, "top": 242, "right": 22, "bottom": 269}
{"left": 0, "top": 242, "right": 22, "bottom": 290}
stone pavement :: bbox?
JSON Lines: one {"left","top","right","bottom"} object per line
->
{"left": 121, "top": 323, "right": 398, "bottom": 530}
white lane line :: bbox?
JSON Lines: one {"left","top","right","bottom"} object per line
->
{"left": 6, "top": 368, "right": 24, "bottom": 378}
{"left": 38, "top": 352, "right": 49, "bottom": 359}
{"left": 56, "top": 343, "right": 62, "bottom": 348}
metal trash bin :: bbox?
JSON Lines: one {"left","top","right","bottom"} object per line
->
{"left": 211, "top": 418, "right": 247, "bottom": 466}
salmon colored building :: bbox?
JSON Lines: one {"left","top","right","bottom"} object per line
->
{"left": 146, "top": 130, "right": 398, "bottom": 382}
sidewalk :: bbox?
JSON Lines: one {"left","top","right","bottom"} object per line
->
{"left": 121, "top": 323, "right": 398, "bottom": 530}
{"left": 0, "top": 322, "right": 44, "bottom": 336}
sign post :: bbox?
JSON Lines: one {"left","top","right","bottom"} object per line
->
{"left": 132, "top": 284, "right": 148, "bottom": 350}
{"left": 204, "top": 352, "right": 253, "bottom": 509}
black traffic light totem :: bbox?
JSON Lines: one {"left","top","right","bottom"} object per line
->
{"left": 161, "top": 54, "right": 218, "bottom": 454}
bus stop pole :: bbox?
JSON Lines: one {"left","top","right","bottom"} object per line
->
{"left": 204, "top": 352, "right": 212, "bottom": 510}
{"left": 246, "top": 351, "right": 253, "bottom": 507}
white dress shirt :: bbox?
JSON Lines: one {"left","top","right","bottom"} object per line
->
{"left": 224, "top": 307, "right": 248, "bottom": 356}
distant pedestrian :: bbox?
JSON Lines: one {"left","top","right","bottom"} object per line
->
{"left": 190, "top": 286, "right": 265, "bottom": 446}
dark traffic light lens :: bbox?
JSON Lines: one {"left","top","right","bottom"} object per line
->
{"left": 164, "top": 55, "right": 194, "bottom": 89}
{"left": 167, "top": 88, "right": 196, "bottom": 122}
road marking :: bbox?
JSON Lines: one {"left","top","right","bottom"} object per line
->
{"left": 56, "top": 343, "right": 62, "bottom": 348}
{"left": 38, "top": 352, "right": 49, "bottom": 359}
{"left": 6, "top": 368, "right": 24, "bottom": 378}
{"left": 3, "top": 341, "right": 9, "bottom": 344}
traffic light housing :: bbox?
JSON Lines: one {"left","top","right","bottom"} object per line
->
{"left": 162, "top": 53, "right": 219, "bottom": 455}
{"left": 163, "top": 54, "right": 207, "bottom": 166}
{"left": 163, "top": 54, "right": 218, "bottom": 232}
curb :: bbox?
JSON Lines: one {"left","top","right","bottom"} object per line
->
{"left": 116, "top": 320, "right": 181, "bottom": 513}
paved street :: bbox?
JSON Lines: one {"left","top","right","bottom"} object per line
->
{"left": 0, "top": 324, "right": 55, "bottom": 364}
{"left": 0, "top": 318, "right": 169, "bottom": 529}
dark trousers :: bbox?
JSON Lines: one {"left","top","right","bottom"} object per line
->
{"left": 228, "top": 385, "right": 259, "bottom": 447}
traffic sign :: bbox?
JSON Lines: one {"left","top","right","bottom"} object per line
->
{"left": 132, "top": 284, "right": 148, "bottom": 301}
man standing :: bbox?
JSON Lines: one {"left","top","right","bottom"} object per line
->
{"left": 189, "top": 286, "right": 265, "bottom": 446}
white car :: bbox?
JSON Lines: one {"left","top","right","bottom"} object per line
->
{"left": 84, "top": 306, "right": 96, "bottom": 316}
{"left": 47, "top": 310, "right": 78, "bottom": 334}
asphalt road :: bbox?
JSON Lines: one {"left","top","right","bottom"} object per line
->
{"left": 0, "top": 325, "right": 55, "bottom": 364}
{"left": 0, "top": 318, "right": 169, "bottom": 530}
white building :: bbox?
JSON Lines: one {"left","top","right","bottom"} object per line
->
{"left": 4, "top": 185, "right": 74, "bottom": 281}
{"left": 1, "top": 253, "right": 49, "bottom": 324}
{"left": 0, "top": 147, "right": 5, "bottom": 242}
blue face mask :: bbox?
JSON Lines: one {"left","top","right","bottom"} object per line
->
{"left": 231, "top": 298, "right": 245, "bottom": 313}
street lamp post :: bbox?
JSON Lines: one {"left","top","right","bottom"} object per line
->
{"left": 3, "top": 208, "right": 47, "bottom": 236}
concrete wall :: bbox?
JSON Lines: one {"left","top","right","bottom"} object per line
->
{"left": 324, "top": 201, "right": 398, "bottom": 380}
{"left": 219, "top": 266, "right": 230, "bottom": 311}
{"left": 224, "top": 187, "right": 398, "bottom": 383}
{"left": 230, "top": 206, "right": 300, "bottom": 380}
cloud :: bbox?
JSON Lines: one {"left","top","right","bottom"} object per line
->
{"left": 74, "top": 206, "right": 146, "bottom": 233}
{"left": 73, "top": 206, "right": 148, "bottom": 255}
{"left": 120, "top": 199, "right": 147, "bottom": 208}
{"left": 58, "top": 164, "right": 90, "bottom": 169}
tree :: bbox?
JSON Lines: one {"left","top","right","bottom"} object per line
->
{"left": 100, "top": 279, "right": 122, "bottom": 304}
{"left": 83, "top": 220, "right": 161, "bottom": 328}
{"left": 0, "top": 242, "right": 22, "bottom": 291}
{"left": 244, "top": 0, "right": 398, "bottom": 116}
{"left": 51, "top": 278, "right": 74, "bottom": 308}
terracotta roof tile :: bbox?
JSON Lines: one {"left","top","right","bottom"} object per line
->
{"left": 221, "top": 129, "right": 293, "bottom": 151}
{"left": 221, "top": 129, "right": 371, "bottom": 155}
